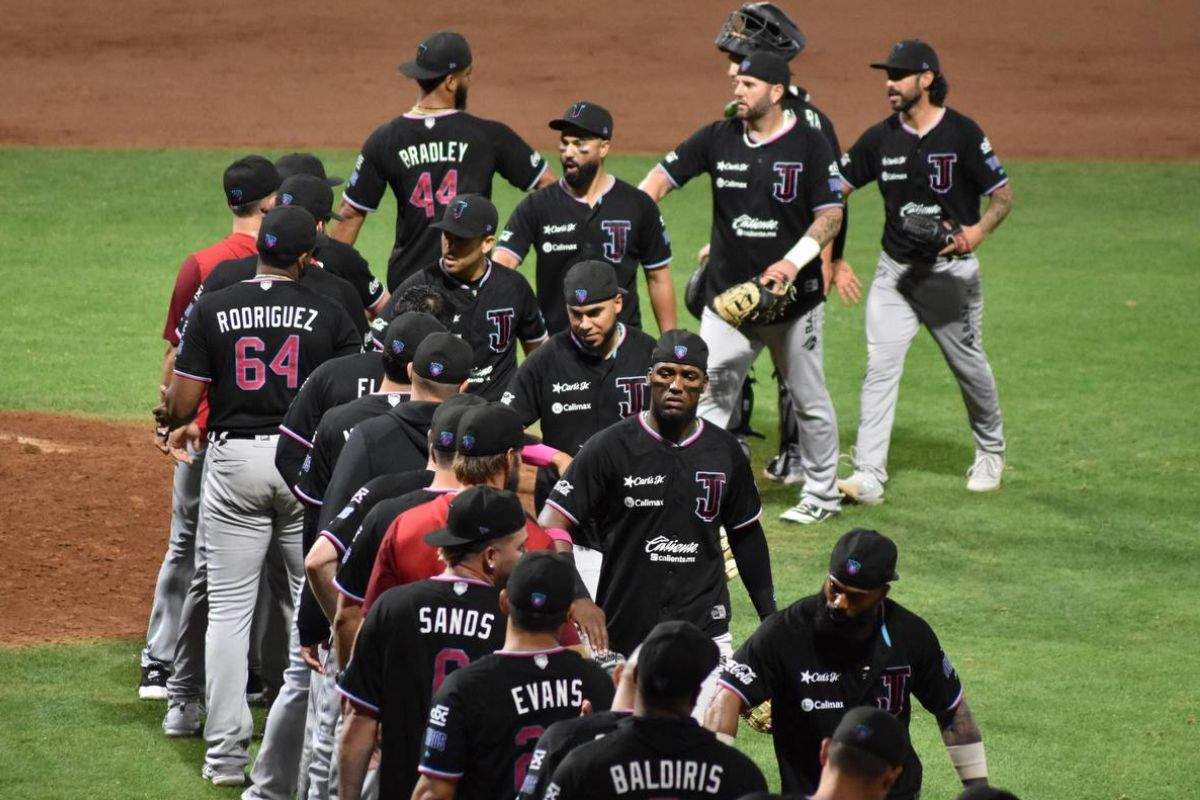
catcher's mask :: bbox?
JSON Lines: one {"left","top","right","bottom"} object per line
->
{"left": 715, "top": 3, "right": 807, "bottom": 60}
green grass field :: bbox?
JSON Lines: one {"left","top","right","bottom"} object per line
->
{"left": 1, "top": 150, "right": 1198, "bottom": 799}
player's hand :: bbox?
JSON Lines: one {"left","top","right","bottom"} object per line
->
{"left": 697, "top": 243, "right": 711, "bottom": 263}
{"left": 760, "top": 259, "right": 799, "bottom": 286}
{"left": 153, "top": 423, "right": 171, "bottom": 455}
{"left": 570, "top": 598, "right": 608, "bottom": 652}
{"left": 167, "top": 423, "right": 202, "bottom": 464}
{"left": 549, "top": 450, "right": 573, "bottom": 477}
{"left": 301, "top": 641, "right": 327, "bottom": 674}
{"left": 939, "top": 223, "right": 983, "bottom": 256}
{"left": 830, "top": 259, "right": 862, "bottom": 305}
{"left": 578, "top": 698, "right": 593, "bottom": 717}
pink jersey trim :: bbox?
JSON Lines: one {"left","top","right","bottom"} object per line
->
{"left": 524, "top": 159, "right": 549, "bottom": 192}
{"left": 278, "top": 424, "right": 313, "bottom": 448}
{"left": 318, "top": 529, "right": 347, "bottom": 555}
{"left": 716, "top": 679, "right": 751, "bottom": 707}
{"left": 654, "top": 162, "right": 681, "bottom": 189}
{"left": 335, "top": 685, "right": 380, "bottom": 714}
{"left": 742, "top": 111, "right": 798, "bottom": 148}
{"left": 899, "top": 107, "right": 946, "bottom": 137}
{"left": 642, "top": 256, "right": 672, "bottom": 270}
{"left": 417, "top": 766, "right": 463, "bottom": 780}
{"left": 556, "top": 174, "right": 616, "bottom": 206}
{"left": 494, "top": 645, "right": 565, "bottom": 657}
{"left": 292, "top": 484, "right": 323, "bottom": 506}
{"left": 341, "top": 193, "right": 376, "bottom": 214}
{"left": 333, "top": 577, "right": 364, "bottom": 603}
{"left": 638, "top": 412, "right": 705, "bottom": 448}
{"left": 431, "top": 573, "right": 492, "bottom": 587}
{"left": 730, "top": 507, "right": 764, "bottom": 531}
{"left": 983, "top": 177, "right": 1010, "bottom": 196}
{"left": 493, "top": 245, "right": 525, "bottom": 265}
{"left": 543, "top": 498, "right": 579, "bottom": 526}
{"left": 173, "top": 369, "right": 211, "bottom": 384}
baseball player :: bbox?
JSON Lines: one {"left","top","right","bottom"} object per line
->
{"left": 157, "top": 205, "right": 362, "bottom": 786}
{"left": 333, "top": 31, "right": 555, "bottom": 290}
{"left": 492, "top": 101, "right": 676, "bottom": 335}
{"left": 412, "top": 551, "right": 615, "bottom": 800}
{"left": 705, "top": 529, "right": 989, "bottom": 798}
{"left": 389, "top": 194, "right": 549, "bottom": 400}
{"left": 639, "top": 51, "right": 845, "bottom": 525}
{"left": 805, "top": 706, "right": 911, "bottom": 800}
{"left": 543, "top": 621, "right": 768, "bottom": 800}
{"left": 538, "top": 330, "right": 777, "bottom": 706}
{"left": 836, "top": 40, "right": 1013, "bottom": 504}
{"left": 713, "top": 2, "right": 863, "bottom": 486}
{"left": 142, "top": 155, "right": 279, "bottom": 701}
{"left": 336, "top": 487, "right": 525, "bottom": 800}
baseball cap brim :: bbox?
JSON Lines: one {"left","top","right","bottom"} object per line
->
{"left": 548, "top": 119, "right": 609, "bottom": 139}
{"left": 423, "top": 525, "right": 472, "bottom": 547}
{"left": 325, "top": 175, "right": 344, "bottom": 187}
{"left": 429, "top": 218, "right": 485, "bottom": 238}
{"left": 399, "top": 60, "right": 448, "bottom": 80}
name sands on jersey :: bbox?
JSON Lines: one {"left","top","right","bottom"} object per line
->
{"left": 215, "top": 305, "right": 319, "bottom": 333}
{"left": 417, "top": 605, "right": 496, "bottom": 641}
{"left": 396, "top": 140, "right": 470, "bottom": 170}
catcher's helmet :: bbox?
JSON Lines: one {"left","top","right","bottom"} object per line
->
{"left": 715, "top": 3, "right": 806, "bottom": 60}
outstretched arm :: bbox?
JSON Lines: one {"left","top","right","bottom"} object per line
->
{"left": 937, "top": 697, "right": 988, "bottom": 787}
{"left": 331, "top": 202, "right": 368, "bottom": 246}
{"left": 761, "top": 208, "right": 845, "bottom": 285}
{"left": 644, "top": 266, "right": 678, "bottom": 334}
{"left": 638, "top": 167, "right": 675, "bottom": 203}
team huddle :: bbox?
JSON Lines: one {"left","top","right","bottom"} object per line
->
{"left": 144, "top": 4, "right": 1017, "bottom": 800}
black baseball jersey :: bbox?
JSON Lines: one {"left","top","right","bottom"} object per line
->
{"left": 192, "top": 256, "right": 369, "bottom": 339}
{"left": 321, "top": 468, "right": 434, "bottom": 556}
{"left": 501, "top": 325, "right": 655, "bottom": 456}
{"left": 496, "top": 177, "right": 672, "bottom": 333}
{"left": 716, "top": 595, "right": 965, "bottom": 798}
{"left": 840, "top": 107, "right": 1009, "bottom": 265}
{"left": 293, "top": 391, "right": 410, "bottom": 509}
{"left": 337, "top": 574, "right": 507, "bottom": 800}
{"left": 657, "top": 114, "right": 844, "bottom": 323}
{"left": 276, "top": 351, "right": 385, "bottom": 490}
{"left": 392, "top": 260, "right": 547, "bottom": 400}
{"left": 312, "top": 235, "right": 386, "bottom": 315}
{"left": 784, "top": 88, "right": 849, "bottom": 261}
{"left": 545, "top": 716, "right": 767, "bottom": 800}
{"left": 316, "top": 401, "right": 439, "bottom": 534}
{"left": 417, "top": 647, "right": 615, "bottom": 800}
{"left": 517, "top": 710, "right": 629, "bottom": 800}
{"left": 335, "top": 486, "right": 450, "bottom": 603}
{"left": 344, "top": 110, "right": 549, "bottom": 290}
{"left": 174, "top": 276, "right": 362, "bottom": 434}
{"left": 545, "top": 414, "right": 763, "bottom": 654}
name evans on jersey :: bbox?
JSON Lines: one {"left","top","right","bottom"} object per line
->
{"left": 511, "top": 678, "right": 584, "bottom": 714}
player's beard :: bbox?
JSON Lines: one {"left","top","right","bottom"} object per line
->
{"left": 573, "top": 321, "right": 617, "bottom": 359}
{"left": 813, "top": 588, "right": 879, "bottom": 648}
{"left": 455, "top": 85, "right": 469, "bottom": 110}
{"left": 736, "top": 95, "right": 772, "bottom": 123}
{"left": 888, "top": 85, "right": 920, "bottom": 114}
{"left": 504, "top": 452, "right": 521, "bottom": 492}
{"left": 562, "top": 158, "right": 599, "bottom": 192}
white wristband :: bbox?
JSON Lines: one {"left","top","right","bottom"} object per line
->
{"left": 715, "top": 732, "right": 736, "bottom": 746}
{"left": 946, "top": 742, "right": 988, "bottom": 782}
{"left": 783, "top": 235, "right": 821, "bottom": 270}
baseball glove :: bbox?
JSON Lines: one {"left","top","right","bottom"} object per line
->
{"left": 901, "top": 214, "right": 972, "bottom": 256}
{"left": 712, "top": 275, "right": 796, "bottom": 327}
{"left": 741, "top": 700, "right": 773, "bottom": 734}
{"left": 685, "top": 254, "right": 709, "bottom": 321}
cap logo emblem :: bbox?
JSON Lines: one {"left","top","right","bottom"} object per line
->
{"left": 461, "top": 434, "right": 476, "bottom": 451}
{"left": 674, "top": 345, "right": 688, "bottom": 359}
{"left": 854, "top": 723, "right": 872, "bottom": 742}
{"left": 452, "top": 199, "right": 468, "bottom": 220}
{"left": 570, "top": 102, "right": 587, "bottom": 118}
{"left": 281, "top": 192, "right": 294, "bottom": 205}
{"left": 479, "top": 526, "right": 490, "bottom": 535}
{"left": 390, "top": 340, "right": 405, "bottom": 354}
{"left": 448, "top": 61, "right": 457, "bottom": 70}
{"left": 438, "top": 430, "right": 454, "bottom": 447}
{"left": 740, "top": 58, "right": 751, "bottom": 73}
{"left": 531, "top": 592, "right": 547, "bottom": 609}
{"left": 846, "top": 558, "right": 862, "bottom": 576}
{"left": 231, "top": 188, "right": 243, "bottom": 202}
{"left": 574, "top": 288, "right": 588, "bottom": 303}
{"left": 429, "top": 361, "right": 444, "bottom": 377}
{"left": 264, "top": 234, "right": 278, "bottom": 248}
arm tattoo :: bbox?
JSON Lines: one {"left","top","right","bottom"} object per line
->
{"left": 978, "top": 184, "right": 1013, "bottom": 236}
{"left": 938, "top": 698, "right": 983, "bottom": 746}
{"left": 805, "top": 209, "right": 844, "bottom": 249}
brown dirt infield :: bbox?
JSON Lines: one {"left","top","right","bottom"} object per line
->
{"left": 2, "top": 1, "right": 1196, "bottom": 646}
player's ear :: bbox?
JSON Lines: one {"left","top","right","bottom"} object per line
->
{"left": 612, "top": 294, "right": 623, "bottom": 315}
{"left": 498, "top": 588, "right": 510, "bottom": 615}
{"left": 819, "top": 737, "right": 831, "bottom": 767}
{"left": 598, "top": 139, "right": 611, "bottom": 159}
{"left": 481, "top": 235, "right": 496, "bottom": 255}
{"left": 770, "top": 83, "right": 785, "bottom": 105}
{"left": 407, "top": 363, "right": 415, "bottom": 382}
{"left": 880, "top": 764, "right": 903, "bottom": 792}
{"left": 456, "top": 379, "right": 469, "bottom": 394}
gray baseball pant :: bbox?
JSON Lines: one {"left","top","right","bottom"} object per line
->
{"left": 142, "top": 445, "right": 205, "bottom": 668}
{"left": 697, "top": 305, "right": 841, "bottom": 511}
{"left": 852, "top": 252, "right": 1005, "bottom": 482}
{"left": 302, "top": 643, "right": 342, "bottom": 799}
{"left": 202, "top": 436, "right": 305, "bottom": 772}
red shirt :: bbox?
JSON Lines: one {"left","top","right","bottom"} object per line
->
{"left": 162, "top": 231, "right": 258, "bottom": 345}
{"left": 363, "top": 493, "right": 558, "bottom": 612}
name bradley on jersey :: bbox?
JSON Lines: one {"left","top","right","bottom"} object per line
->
{"left": 510, "top": 678, "right": 584, "bottom": 715}
{"left": 216, "top": 305, "right": 318, "bottom": 333}
{"left": 607, "top": 759, "right": 725, "bottom": 795}
{"left": 418, "top": 605, "right": 496, "bottom": 641}
{"left": 397, "top": 140, "right": 470, "bottom": 170}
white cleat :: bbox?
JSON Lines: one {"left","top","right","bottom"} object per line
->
{"left": 838, "top": 471, "right": 885, "bottom": 506}
{"left": 966, "top": 451, "right": 1004, "bottom": 492}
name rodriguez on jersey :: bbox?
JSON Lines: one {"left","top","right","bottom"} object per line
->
{"left": 216, "top": 305, "right": 319, "bottom": 333}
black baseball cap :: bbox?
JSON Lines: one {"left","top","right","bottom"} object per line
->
{"left": 736, "top": 50, "right": 791, "bottom": 87}
{"left": 224, "top": 155, "right": 281, "bottom": 207}
{"left": 399, "top": 31, "right": 472, "bottom": 80}
{"left": 277, "top": 174, "right": 344, "bottom": 223}
{"left": 382, "top": 311, "right": 446, "bottom": 367}
{"left": 636, "top": 620, "right": 720, "bottom": 700}
{"left": 412, "top": 331, "right": 472, "bottom": 384}
{"left": 257, "top": 206, "right": 316, "bottom": 261}
{"left": 430, "top": 194, "right": 498, "bottom": 239}
{"left": 549, "top": 101, "right": 613, "bottom": 140}
{"left": 831, "top": 706, "right": 909, "bottom": 768}
{"left": 275, "top": 152, "right": 343, "bottom": 187}
{"left": 563, "top": 260, "right": 623, "bottom": 306}
{"left": 456, "top": 404, "right": 524, "bottom": 457}
{"left": 651, "top": 330, "right": 709, "bottom": 373}
{"left": 430, "top": 394, "right": 487, "bottom": 453}
{"left": 829, "top": 528, "right": 899, "bottom": 590}
{"left": 423, "top": 486, "right": 527, "bottom": 547}
{"left": 870, "top": 39, "right": 940, "bottom": 74}
{"left": 507, "top": 551, "right": 574, "bottom": 616}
